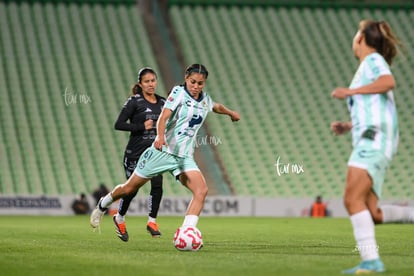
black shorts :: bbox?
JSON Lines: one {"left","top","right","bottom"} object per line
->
{"left": 123, "top": 156, "right": 138, "bottom": 180}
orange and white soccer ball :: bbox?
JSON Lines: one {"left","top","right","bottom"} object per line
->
{"left": 173, "top": 226, "right": 203, "bottom": 251}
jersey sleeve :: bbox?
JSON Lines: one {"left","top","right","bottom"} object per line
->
{"left": 114, "top": 97, "right": 145, "bottom": 132}
{"left": 164, "top": 86, "right": 184, "bottom": 111}
{"left": 367, "top": 54, "right": 392, "bottom": 81}
{"left": 206, "top": 94, "right": 215, "bottom": 112}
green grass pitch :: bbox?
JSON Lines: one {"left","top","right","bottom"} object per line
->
{"left": 0, "top": 216, "right": 412, "bottom": 275}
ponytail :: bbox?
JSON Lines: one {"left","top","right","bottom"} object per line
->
{"left": 131, "top": 83, "right": 141, "bottom": 95}
{"left": 360, "top": 20, "right": 404, "bottom": 65}
{"left": 377, "top": 21, "right": 405, "bottom": 65}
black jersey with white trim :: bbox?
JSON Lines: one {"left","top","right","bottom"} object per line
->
{"left": 115, "top": 93, "right": 166, "bottom": 158}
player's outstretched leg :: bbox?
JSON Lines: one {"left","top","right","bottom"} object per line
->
{"left": 90, "top": 174, "right": 150, "bottom": 231}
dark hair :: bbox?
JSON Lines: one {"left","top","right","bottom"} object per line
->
{"left": 185, "top": 64, "right": 209, "bottom": 79}
{"left": 131, "top": 84, "right": 140, "bottom": 95}
{"left": 132, "top": 67, "right": 157, "bottom": 95}
{"left": 360, "top": 20, "right": 404, "bottom": 65}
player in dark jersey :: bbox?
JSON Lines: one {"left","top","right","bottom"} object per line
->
{"left": 113, "top": 67, "right": 165, "bottom": 241}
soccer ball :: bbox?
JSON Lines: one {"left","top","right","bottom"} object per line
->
{"left": 173, "top": 226, "right": 203, "bottom": 251}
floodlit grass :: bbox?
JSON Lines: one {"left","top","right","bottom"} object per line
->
{"left": 0, "top": 216, "right": 412, "bottom": 275}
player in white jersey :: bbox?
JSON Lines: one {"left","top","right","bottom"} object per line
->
{"left": 161, "top": 84, "right": 215, "bottom": 158}
{"left": 90, "top": 64, "right": 240, "bottom": 240}
{"left": 331, "top": 20, "right": 413, "bottom": 274}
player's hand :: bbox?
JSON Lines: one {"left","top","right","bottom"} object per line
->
{"left": 331, "top": 121, "right": 351, "bottom": 136}
{"left": 153, "top": 135, "right": 167, "bottom": 151}
{"left": 331, "top": 87, "right": 351, "bottom": 99}
{"left": 230, "top": 111, "right": 240, "bottom": 122}
{"left": 144, "top": 119, "right": 154, "bottom": 130}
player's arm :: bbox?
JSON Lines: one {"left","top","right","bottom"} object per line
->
{"left": 331, "top": 75, "right": 395, "bottom": 99}
{"left": 331, "top": 121, "right": 352, "bottom": 136}
{"left": 153, "top": 108, "right": 173, "bottom": 150}
{"left": 114, "top": 98, "right": 145, "bottom": 132}
{"left": 212, "top": 103, "right": 240, "bottom": 122}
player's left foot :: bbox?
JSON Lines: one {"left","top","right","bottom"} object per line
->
{"left": 113, "top": 215, "right": 129, "bottom": 242}
{"left": 147, "top": 222, "right": 161, "bottom": 237}
{"left": 90, "top": 198, "right": 106, "bottom": 229}
{"left": 342, "top": 258, "right": 385, "bottom": 274}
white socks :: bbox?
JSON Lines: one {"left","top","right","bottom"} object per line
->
{"left": 100, "top": 194, "right": 114, "bottom": 209}
{"left": 115, "top": 214, "right": 125, "bottom": 223}
{"left": 182, "top": 215, "right": 199, "bottom": 227}
{"left": 350, "top": 210, "right": 379, "bottom": 261}
{"left": 381, "top": 205, "right": 414, "bottom": 223}
{"left": 115, "top": 216, "right": 156, "bottom": 224}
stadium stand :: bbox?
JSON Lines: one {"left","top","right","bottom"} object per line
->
{"left": 0, "top": 1, "right": 183, "bottom": 196}
{"left": 0, "top": 0, "right": 413, "bottom": 200}
{"left": 168, "top": 3, "right": 414, "bottom": 199}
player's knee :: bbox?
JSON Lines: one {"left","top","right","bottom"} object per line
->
{"left": 343, "top": 187, "right": 362, "bottom": 208}
{"left": 151, "top": 175, "right": 163, "bottom": 188}
{"left": 151, "top": 186, "right": 163, "bottom": 195}
{"left": 343, "top": 194, "right": 353, "bottom": 211}
{"left": 193, "top": 184, "right": 208, "bottom": 199}
{"left": 151, "top": 182, "right": 163, "bottom": 191}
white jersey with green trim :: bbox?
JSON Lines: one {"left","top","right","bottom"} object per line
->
{"left": 347, "top": 52, "right": 399, "bottom": 159}
{"left": 163, "top": 85, "right": 215, "bottom": 157}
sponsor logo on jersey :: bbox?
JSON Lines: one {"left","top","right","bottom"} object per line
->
{"left": 189, "top": 115, "right": 203, "bottom": 128}
{"left": 178, "top": 115, "right": 204, "bottom": 137}
{"left": 185, "top": 99, "right": 207, "bottom": 111}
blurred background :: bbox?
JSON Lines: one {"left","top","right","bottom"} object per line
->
{"left": 0, "top": 0, "right": 413, "bottom": 215}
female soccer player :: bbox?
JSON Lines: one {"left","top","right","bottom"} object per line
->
{"left": 112, "top": 67, "right": 165, "bottom": 241}
{"left": 91, "top": 64, "right": 240, "bottom": 237}
{"left": 331, "top": 20, "right": 413, "bottom": 274}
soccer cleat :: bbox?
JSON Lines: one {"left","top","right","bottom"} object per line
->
{"left": 342, "top": 258, "right": 385, "bottom": 274}
{"left": 113, "top": 216, "right": 129, "bottom": 242}
{"left": 90, "top": 198, "right": 106, "bottom": 229}
{"left": 146, "top": 222, "right": 161, "bottom": 237}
